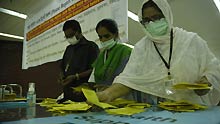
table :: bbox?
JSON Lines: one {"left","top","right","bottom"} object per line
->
{"left": 1, "top": 101, "right": 220, "bottom": 124}
{"left": 0, "top": 101, "right": 51, "bottom": 122}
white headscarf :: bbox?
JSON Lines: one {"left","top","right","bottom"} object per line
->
{"left": 138, "top": 0, "right": 173, "bottom": 43}
{"left": 114, "top": 0, "right": 220, "bottom": 105}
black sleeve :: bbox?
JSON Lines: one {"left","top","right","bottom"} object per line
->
{"left": 60, "top": 46, "right": 69, "bottom": 75}
{"left": 87, "top": 42, "right": 99, "bottom": 69}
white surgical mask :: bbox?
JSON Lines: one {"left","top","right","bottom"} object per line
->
{"left": 100, "top": 38, "right": 116, "bottom": 50}
{"left": 144, "top": 18, "right": 168, "bottom": 36}
{"left": 67, "top": 36, "right": 79, "bottom": 45}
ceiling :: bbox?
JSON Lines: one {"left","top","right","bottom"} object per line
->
{"left": 0, "top": 0, "right": 220, "bottom": 58}
{"left": 0, "top": 0, "right": 52, "bottom": 41}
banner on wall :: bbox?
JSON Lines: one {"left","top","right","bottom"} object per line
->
{"left": 22, "top": 0, "right": 128, "bottom": 69}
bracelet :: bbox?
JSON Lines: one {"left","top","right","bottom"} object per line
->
{"left": 75, "top": 73, "right": 80, "bottom": 80}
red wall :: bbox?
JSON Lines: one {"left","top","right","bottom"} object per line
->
{"left": 0, "top": 41, "right": 62, "bottom": 98}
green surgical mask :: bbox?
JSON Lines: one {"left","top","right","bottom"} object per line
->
{"left": 144, "top": 18, "right": 168, "bottom": 36}
{"left": 100, "top": 38, "right": 116, "bottom": 50}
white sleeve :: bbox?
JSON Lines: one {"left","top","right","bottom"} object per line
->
{"left": 196, "top": 35, "right": 220, "bottom": 105}
{"left": 88, "top": 69, "right": 95, "bottom": 83}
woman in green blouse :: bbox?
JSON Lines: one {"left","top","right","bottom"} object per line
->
{"left": 88, "top": 19, "right": 132, "bottom": 90}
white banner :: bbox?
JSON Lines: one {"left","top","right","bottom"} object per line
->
{"left": 22, "top": 0, "right": 128, "bottom": 69}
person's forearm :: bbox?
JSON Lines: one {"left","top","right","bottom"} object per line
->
{"left": 105, "top": 83, "right": 131, "bottom": 101}
{"left": 78, "top": 69, "right": 93, "bottom": 79}
{"left": 194, "top": 76, "right": 212, "bottom": 96}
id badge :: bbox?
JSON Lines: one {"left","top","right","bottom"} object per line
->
{"left": 164, "top": 78, "right": 175, "bottom": 95}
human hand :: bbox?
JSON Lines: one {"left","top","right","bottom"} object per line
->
{"left": 96, "top": 83, "right": 131, "bottom": 102}
{"left": 194, "top": 76, "right": 212, "bottom": 96}
{"left": 194, "top": 89, "right": 210, "bottom": 96}
{"left": 61, "top": 75, "right": 76, "bottom": 86}
{"left": 96, "top": 90, "right": 113, "bottom": 102}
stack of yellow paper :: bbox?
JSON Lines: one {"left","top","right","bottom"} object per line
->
{"left": 39, "top": 98, "right": 63, "bottom": 108}
{"left": 47, "top": 102, "right": 91, "bottom": 112}
{"left": 39, "top": 98, "right": 91, "bottom": 115}
{"left": 159, "top": 101, "right": 207, "bottom": 112}
{"left": 172, "top": 82, "right": 211, "bottom": 90}
{"left": 126, "top": 103, "right": 151, "bottom": 109}
{"left": 108, "top": 98, "right": 136, "bottom": 107}
{"left": 105, "top": 107, "right": 145, "bottom": 115}
{"left": 82, "top": 88, "right": 150, "bottom": 115}
{"left": 40, "top": 89, "right": 150, "bottom": 116}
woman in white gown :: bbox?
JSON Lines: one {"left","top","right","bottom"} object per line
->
{"left": 97, "top": 0, "right": 220, "bottom": 106}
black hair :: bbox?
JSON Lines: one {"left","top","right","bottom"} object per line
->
{"left": 63, "top": 20, "right": 82, "bottom": 33}
{"left": 142, "top": 0, "right": 163, "bottom": 15}
{"left": 95, "top": 19, "right": 119, "bottom": 35}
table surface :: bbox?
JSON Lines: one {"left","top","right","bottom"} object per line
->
{"left": 0, "top": 101, "right": 51, "bottom": 122}
{"left": 1, "top": 101, "right": 220, "bottom": 124}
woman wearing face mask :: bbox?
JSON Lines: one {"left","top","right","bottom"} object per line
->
{"left": 88, "top": 19, "right": 133, "bottom": 91}
{"left": 97, "top": 0, "right": 220, "bottom": 106}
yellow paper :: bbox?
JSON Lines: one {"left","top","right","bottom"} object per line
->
{"left": 40, "top": 98, "right": 57, "bottom": 103}
{"left": 158, "top": 101, "right": 207, "bottom": 112}
{"left": 13, "top": 97, "right": 27, "bottom": 101}
{"left": 40, "top": 98, "right": 92, "bottom": 115}
{"left": 82, "top": 88, "right": 100, "bottom": 104}
{"left": 105, "top": 107, "right": 145, "bottom": 115}
{"left": 39, "top": 98, "right": 63, "bottom": 108}
{"left": 50, "top": 102, "right": 91, "bottom": 111}
{"left": 109, "top": 98, "right": 136, "bottom": 107}
{"left": 126, "top": 103, "right": 151, "bottom": 109}
{"left": 82, "top": 88, "right": 116, "bottom": 109}
{"left": 173, "top": 82, "right": 211, "bottom": 90}
{"left": 98, "top": 102, "right": 117, "bottom": 109}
